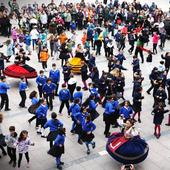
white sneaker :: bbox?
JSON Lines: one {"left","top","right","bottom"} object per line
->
{"left": 26, "top": 163, "right": 30, "bottom": 168}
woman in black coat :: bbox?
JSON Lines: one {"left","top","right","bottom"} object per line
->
{"left": 62, "top": 62, "right": 71, "bottom": 84}
{"left": 161, "top": 52, "right": 170, "bottom": 73}
{"left": 90, "top": 66, "right": 99, "bottom": 87}
{"left": 80, "top": 61, "right": 88, "bottom": 90}
{"left": 152, "top": 103, "right": 169, "bottom": 139}
{"left": 132, "top": 87, "right": 144, "bottom": 123}
{"left": 59, "top": 43, "right": 69, "bottom": 67}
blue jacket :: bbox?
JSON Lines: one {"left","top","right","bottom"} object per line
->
{"left": 59, "top": 89, "right": 71, "bottom": 101}
{"left": 70, "top": 22, "right": 76, "bottom": 30}
{"left": 73, "top": 91, "right": 83, "bottom": 102}
{"left": 87, "top": 28, "right": 93, "bottom": 39}
{"left": 119, "top": 106, "right": 133, "bottom": 119}
{"left": 74, "top": 112, "right": 89, "bottom": 125}
{"left": 89, "top": 88, "right": 99, "bottom": 98}
{"left": 69, "top": 103, "right": 81, "bottom": 117}
{"left": 89, "top": 100, "right": 97, "bottom": 111}
{"left": 0, "top": 82, "right": 10, "bottom": 94}
{"left": 49, "top": 69, "right": 60, "bottom": 83}
{"left": 42, "top": 83, "right": 56, "bottom": 94}
{"left": 82, "top": 121, "right": 96, "bottom": 132}
{"left": 116, "top": 54, "right": 126, "bottom": 64}
{"left": 112, "top": 100, "right": 119, "bottom": 109}
{"left": 19, "top": 82, "right": 28, "bottom": 91}
{"left": 114, "top": 32, "right": 121, "bottom": 42}
{"left": 54, "top": 134, "right": 65, "bottom": 146}
{"left": 31, "top": 97, "right": 39, "bottom": 105}
{"left": 36, "top": 104, "right": 48, "bottom": 119}
{"left": 25, "top": 35, "right": 31, "bottom": 46}
{"left": 104, "top": 101, "right": 115, "bottom": 115}
{"left": 44, "top": 119, "right": 63, "bottom": 132}
{"left": 36, "top": 75, "right": 47, "bottom": 86}
{"left": 132, "top": 59, "right": 140, "bottom": 72}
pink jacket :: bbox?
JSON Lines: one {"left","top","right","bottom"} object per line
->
{"left": 11, "top": 29, "right": 18, "bottom": 40}
{"left": 152, "top": 34, "right": 159, "bottom": 44}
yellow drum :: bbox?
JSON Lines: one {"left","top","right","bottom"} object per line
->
{"left": 68, "top": 57, "right": 82, "bottom": 73}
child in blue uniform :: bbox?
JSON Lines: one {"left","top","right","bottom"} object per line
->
{"left": 28, "top": 91, "right": 40, "bottom": 126}
{"left": 42, "top": 78, "right": 56, "bottom": 111}
{"left": 19, "top": 77, "right": 28, "bottom": 108}
{"left": 0, "top": 76, "right": 10, "bottom": 111}
{"left": 73, "top": 86, "right": 83, "bottom": 104}
{"left": 49, "top": 63, "right": 60, "bottom": 96}
{"left": 36, "top": 99, "right": 48, "bottom": 137}
{"left": 36, "top": 70, "right": 47, "bottom": 98}
{"left": 103, "top": 96, "right": 116, "bottom": 138}
{"left": 48, "top": 127, "right": 66, "bottom": 170}
{"left": 119, "top": 100, "right": 133, "bottom": 120}
{"left": 82, "top": 115, "right": 96, "bottom": 155}
{"left": 44, "top": 112, "right": 63, "bottom": 148}
{"left": 58, "top": 84, "right": 71, "bottom": 116}
{"left": 70, "top": 99, "right": 81, "bottom": 134}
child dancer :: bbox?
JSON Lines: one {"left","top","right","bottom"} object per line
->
{"left": 17, "top": 130, "right": 34, "bottom": 169}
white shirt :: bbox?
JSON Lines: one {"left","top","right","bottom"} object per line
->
{"left": 40, "top": 13, "right": 48, "bottom": 25}
{"left": 17, "top": 138, "right": 33, "bottom": 154}
{"left": 30, "top": 29, "right": 39, "bottom": 40}
{"left": 68, "top": 78, "right": 77, "bottom": 85}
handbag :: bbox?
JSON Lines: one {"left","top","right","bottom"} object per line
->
{"left": 47, "top": 131, "right": 58, "bottom": 141}
{"left": 28, "top": 102, "right": 40, "bottom": 114}
{"left": 146, "top": 54, "right": 152, "bottom": 62}
{"left": 90, "top": 110, "right": 100, "bottom": 121}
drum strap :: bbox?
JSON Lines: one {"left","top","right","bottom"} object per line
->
{"left": 108, "top": 136, "right": 128, "bottom": 153}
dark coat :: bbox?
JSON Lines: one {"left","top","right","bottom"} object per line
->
{"left": 152, "top": 107, "right": 169, "bottom": 125}
{"left": 81, "top": 65, "right": 88, "bottom": 81}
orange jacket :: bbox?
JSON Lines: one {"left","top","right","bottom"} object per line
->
{"left": 40, "top": 51, "right": 49, "bottom": 62}
{"left": 58, "top": 34, "right": 68, "bottom": 45}
{"left": 81, "top": 34, "right": 87, "bottom": 45}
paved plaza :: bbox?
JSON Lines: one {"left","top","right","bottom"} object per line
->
{"left": 0, "top": 28, "right": 170, "bottom": 170}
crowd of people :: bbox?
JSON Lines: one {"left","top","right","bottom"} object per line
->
{"left": 0, "top": 0, "right": 170, "bottom": 170}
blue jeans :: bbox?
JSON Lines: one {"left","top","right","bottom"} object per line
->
{"left": 32, "top": 39, "right": 37, "bottom": 50}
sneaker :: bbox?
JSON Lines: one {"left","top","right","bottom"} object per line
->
{"left": 92, "top": 142, "right": 96, "bottom": 149}
{"left": 41, "top": 135, "right": 47, "bottom": 138}
{"left": 59, "top": 113, "right": 63, "bottom": 116}
{"left": 9, "top": 160, "right": 13, "bottom": 164}
{"left": 13, "top": 162, "right": 16, "bottom": 168}
{"left": 5, "top": 108, "right": 11, "bottom": 111}
{"left": 138, "top": 119, "right": 141, "bottom": 123}
{"left": 70, "top": 130, "right": 75, "bottom": 134}
{"left": 146, "top": 91, "right": 151, "bottom": 95}
{"left": 60, "top": 162, "right": 64, "bottom": 165}
{"left": 105, "top": 132, "right": 111, "bottom": 138}
{"left": 156, "top": 134, "right": 160, "bottom": 139}
{"left": 37, "top": 131, "right": 42, "bottom": 134}
{"left": 87, "top": 149, "right": 90, "bottom": 155}
{"left": 57, "top": 165, "right": 62, "bottom": 170}
{"left": 78, "top": 139, "right": 83, "bottom": 145}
